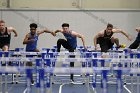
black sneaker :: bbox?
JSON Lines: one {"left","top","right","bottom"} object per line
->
{"left": 31, "top": 80, "right": 34, "bottom": 86}
{"left": 115, "top": 45, "right": 122, "bottom": 49}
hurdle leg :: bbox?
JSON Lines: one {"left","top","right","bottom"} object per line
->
{"left": 83, "top": 60, "right": 90, "bottom": 93}
{"left": 26, "top": 69, "right": 32, "bottom": 93}
{"left": 15, "top": 61, "right": 20, "bottom": 84}
{"left": 4, "top": 60, "right": 8, "bottom": 93}
{"left": 69, "top": 51, "right": 75, "bottom": 82}
{"left": 46, "top": 73, "right": 52, "bottom": 93}
{"left": 4, "top": 73, "right": 8, "bottom": 93}
{"left": 40, "top": 69, "right": 45, "bottom": 93}
{"left": 11, "top": 73, "right": 15, "bottom": 84}
{"left": 136, "top": 74, "right": 140, "bottom": 93}
{"left": 86, "top": 74, "right": 91, "bottom": 93}
{"left": 81, "top": 61, "right": 86, "bottom": 84}
{"left": 86, "top": 58, "right": 92, "bottom": 93}
{"left": 36, "top": 70, "right": 40, "bottom": 93}
{"left": 102, "top": 70, "right": 108, "bottom": 93}
{"left": 92, "top": 73, "right": 97, "bottom": 93}
{"left": 10, "top": 61, "right": 15, "bottom": 84}
{"left": 35, "top": 59, "right": 41, "bottom": 93}
{"left": 50, "top": 76, "right": 53, "bottom": 93}
{"left": 15, "top": 72, "right": 19, "bottom": 84}
{"left": 0, "top": 73, "right": 2, "bottom": 93}
{"left": 116, "top": 70, "right": 122, "bottom": 93}
{"left": 130, "top": 74, "right": 134, "bottom": 93}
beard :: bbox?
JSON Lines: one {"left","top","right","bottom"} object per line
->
{"left": 0, "top": 27, "right": 4, "bottom": 31}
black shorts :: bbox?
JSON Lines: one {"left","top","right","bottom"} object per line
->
{"left": 97, "top": 37, "right": 114, "bottom": 52}
{"left": 129, "top": 39, "right": 140, "bottom": 49}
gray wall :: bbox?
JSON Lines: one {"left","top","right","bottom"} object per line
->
{"left": 0, "top": 9, "right": 140, "bottom": 50}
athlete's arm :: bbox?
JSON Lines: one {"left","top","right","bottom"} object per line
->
{"left": 8, "top": 27, "right": 18, "bottom": 37}
{"left": 23, "top": 34, "right": 34, "bottom": 44}
{"left": 37, "top": 28, "right": 55, "bottom": 36}
{"left": 93, "top": 31, "right": 104, "bottom": 50}
{"left": 112, "top": 29, "right": 132, "bottom": 41}
{"left": 71, "top": 31, "right": 86, "bottom": 49}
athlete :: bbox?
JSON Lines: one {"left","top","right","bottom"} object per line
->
{"left": 94, "top": 23, "right": 132, "bottom": 52}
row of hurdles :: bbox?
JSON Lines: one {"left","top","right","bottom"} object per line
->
{"left": 0, "top": 47, "right": 140, "bottom": 93}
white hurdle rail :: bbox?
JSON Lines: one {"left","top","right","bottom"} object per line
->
{"left": 0, "top": 50, "right": 140, "bottom": 93}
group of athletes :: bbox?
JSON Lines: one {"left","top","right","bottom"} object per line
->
{"left": 0, "top": 20, "right": 140, "bottom": 52}
{"left": 0, "top": 19, "right": 140, "bottom": 83}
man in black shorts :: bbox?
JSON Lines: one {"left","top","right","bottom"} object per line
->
{"left": 0, "top": 20, "right": 18, "bottom": 51}
{"left": 129, "top": 27, "right": 140, "bottom": 49}
{"left": 53, "top": 23, "right": 86, "bottom": 82}
{"left": 94, "top": 23, "right": 131, "bottom": 52}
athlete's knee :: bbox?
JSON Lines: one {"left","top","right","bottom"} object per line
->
{"left": 2, "top": 45, "right": 9, "bottom": 51}
{"left": 111, "top": 37, "right": 119, "bottom": 42}
{"left": 57, "top": 39, "right": 65, "bottom": 44}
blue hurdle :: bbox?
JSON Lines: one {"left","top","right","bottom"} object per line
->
{"left": 0, "top": 48, "right": 140, "bottom": 93}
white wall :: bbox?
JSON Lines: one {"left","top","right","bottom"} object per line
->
{"left": 1, "top": 0, "right": 140, "bottom": 9}
{"left": 0, "top": 9, "right": 140, "bottom": 50}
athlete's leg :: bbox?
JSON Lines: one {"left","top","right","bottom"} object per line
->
{"left": 57, "top": 39, "right": 72, "bottom": 52}
{"left": 57, "top": 39, "right": 67, "bottom": 52}
{"left": 129, "top": 40, "right": 140, "bottom": 49}
{"left": 111, "top": 37, "right": 120, "bottom": 47}
{"left": 68, "top": 48, "right": 75, "bottom": 81}
{"left": 2, "top": 45, "right": 9, "bottom": 51}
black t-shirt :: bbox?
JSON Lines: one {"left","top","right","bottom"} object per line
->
{"left": 0, "top": 27, "right": 11, "bottom": 45}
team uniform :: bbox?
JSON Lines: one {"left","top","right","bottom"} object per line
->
{"left": 57, "top": 30, "right": 77, "bottom": 81}
{"left": 26, "top": 33, "right": 38, "bottom": 52}
{"left": 25, "top": 33, "right": 38, "bottom": 85}
{"left": 57, "top": 30, "right": 77, "bottom": 52}
{"left": 0, "top": 27, "right": 11, "bottom": 49}
{"left": 97, "top": 30, "right": 114, "bottom": 52}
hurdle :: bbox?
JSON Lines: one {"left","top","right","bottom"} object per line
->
{"left": 0, "top": 52, "right": 9, "bottom": 93}
{"left": 1, "top": 64, "right": 140, "bottom": 93}
{"left": 0, "top": 49, "right": 140, "bottom": 93}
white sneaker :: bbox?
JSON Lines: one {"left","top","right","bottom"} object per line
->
{"left": 70, "top": 80, "right": 74, "bottom": 84}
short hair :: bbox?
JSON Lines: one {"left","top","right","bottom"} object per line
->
{"left": 30, "top": 23, "right": 37, "bottom": 28}
{"left": 62, "top": 23, "right": 69, "bottom": 27}
{"left": 0, "top": 20, "right": 5, "bottom": 23}
{"left": 107, "top": 23, "right": 113, "bottom": 28}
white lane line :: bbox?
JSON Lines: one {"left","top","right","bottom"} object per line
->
{"left": 23, "top": 88, "right": 27, "bottom": 93}
{"left": 123, "top": 85, "right": 132, "bottom": 93}
{"left": 92, "top": 86, "right": 97, "bottom": 93}
{"left": 59, "top": 84, "right": 65, "bottom": 93}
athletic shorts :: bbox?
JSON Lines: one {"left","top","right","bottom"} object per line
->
{"left": 97, "top": 37, "right": 114, "bottom": 52}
